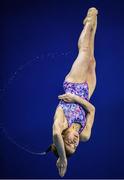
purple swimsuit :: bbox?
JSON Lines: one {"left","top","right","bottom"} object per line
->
{"left": 58, "top": 80, "right": 89, "bottom": 134}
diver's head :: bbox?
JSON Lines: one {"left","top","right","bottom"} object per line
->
{"left": 62, "top": 128, "right": 80, "bottom": 155}
{"left": 42, "top": 128, "right": 79, "bottom": 158}
{"left": 43, "top": 144, "right": 72, "bottom": 158}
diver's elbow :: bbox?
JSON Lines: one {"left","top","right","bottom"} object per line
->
{"left": 80, "top": 132, "right": 91, "bottom": 142}
{"left": 81, "top": 135, "right": 90, "bottom": 142}
{"left": 85, "top": 134, "right": 91, "bottom": 141}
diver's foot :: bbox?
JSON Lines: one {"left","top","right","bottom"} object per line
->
{"left": 83, "top": 7, "right": 98, "bottom": 29}
{"left": 93, "top": 16, "right": 97, "bottom": 34}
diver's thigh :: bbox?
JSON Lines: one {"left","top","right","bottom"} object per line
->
{"left": 86, "top": 62, "right": 96, "bottom": 98}
{"left": 64, "top": 52, "right": 90, "bottom": 82}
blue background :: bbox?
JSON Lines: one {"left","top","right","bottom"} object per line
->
{"left": 0, "top": 0, "right": 124, "bottom": 178}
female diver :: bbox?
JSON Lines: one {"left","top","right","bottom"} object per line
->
{"left": 43, "top": 7, "right": 98, "bottom": 177}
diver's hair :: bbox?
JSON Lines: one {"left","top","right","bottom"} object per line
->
{"left": 42, "top": 144, "right": 72, "bottom": 158}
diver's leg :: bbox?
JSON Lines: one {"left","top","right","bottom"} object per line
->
{"left": 65, "top": 22, "right": 93, "bottom": 82}
{"left": 86, "top": 17, "right": 97, "bottom": 99}
{"left": 65, "top": 8, "right": 98, "bottom": 83}
{"left": 90, "top": 15, "right": 97, "bottom": 59}
{"left": 86, "top": 57, "right": 97, "bottom": 99}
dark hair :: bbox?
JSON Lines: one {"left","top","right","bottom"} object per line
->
{"left": 42, "top": 144, "right": 72, "bottom": 158}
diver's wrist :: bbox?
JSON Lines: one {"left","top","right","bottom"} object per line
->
{"left": 73, "top": 94, "right": 79, "bottom": 102}
{"left": 60, "top": 155, "right": 67, "bottom": 161}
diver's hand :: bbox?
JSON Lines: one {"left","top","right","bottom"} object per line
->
{"left": 58, "top": 93, "right": 75, "bottom": 103}
{"left": 56, "top": 157, "right": 67, "bottom": 177}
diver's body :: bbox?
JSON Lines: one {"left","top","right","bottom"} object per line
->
{"left": 52, "top": 7, "right": 98, "bottom": 177}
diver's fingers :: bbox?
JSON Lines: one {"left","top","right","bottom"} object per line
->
{"left": 56, "top": 157, "right": 67, "bottom": 177}
{"left": 56, "top": 161, "right": 62, "bottom": 177}
{"left": 60, "top": 166, "right": 64, "bottom": 177}
{"left": 56, "top": 162, "right": 65, "bottom": 177}
{"left": 61, "top": 167, "right": 66, "bottom": 177}
{"left": 59, "top": 166, "right": 65, "bottom": 177}
{"left": 58, "top": 96, "right": 70, "bottom": 101}
{"left": 58, "top": 166, "right": 62, "bottom": 177}
{"left": 58, "top": 94, "right": 67, "bottom": 98}
{"left": 58, "top": 166, "right": 63, "bottom": 177}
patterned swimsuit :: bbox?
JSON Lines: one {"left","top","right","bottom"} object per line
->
{"left": 58, "top": 80, "right": 89, "bottom": 134}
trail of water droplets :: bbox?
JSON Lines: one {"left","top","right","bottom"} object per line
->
{"left": 0, "top": 51, "right": 71, "bottom": 155}
{"left": 0, "top": 51, "right": 71, "bottom": 100}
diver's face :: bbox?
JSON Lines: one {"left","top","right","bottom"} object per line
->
{"left": 63, "top": 130, "right": 80, "bottom": 154}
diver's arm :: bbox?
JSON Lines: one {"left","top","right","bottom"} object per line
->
{"left": 58, "top": 93, "right": 95, "bottom": 142}
{"left": 74, "top": 95, "right": 96, "bottom": 141}
{"left": 58, "top": 93, "right": 95, "bottom": 113}
{"left": 74, "top": 95, "right": 96, "bottom": 129}
{"left": 79, "top": 109, "right": 95, "bottom": 141}
{"left": 52, "top": 124, "right": 66, "bottom": 160}
{"left": 53, "top": 121, "right": 67, "bottom": 177}
{"left": 73, "top": 95, "right": 95, "bottom": 113}
{"left": 74, "top": 95, "right": 95, "bottom": 142}
{"left": 86, "top": 108, "right": 95, "bottom": 128}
